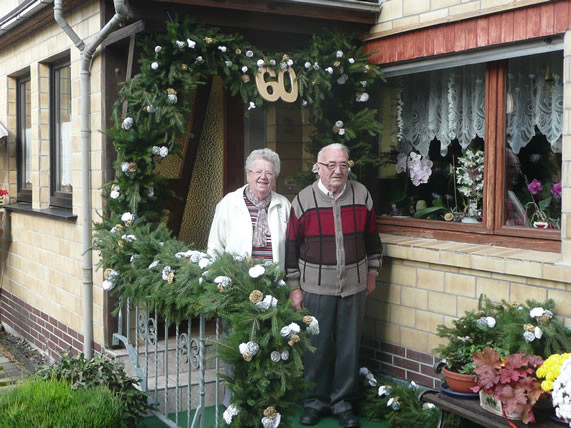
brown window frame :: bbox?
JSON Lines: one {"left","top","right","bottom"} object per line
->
{"left": 16, "top": 74, "right": 32, "bottom": 203}
{"left": 377, "top": 60, "right": 561, "bottom": 253}
{"left": 50, "top": 59, "right": 72, "bottom": 209}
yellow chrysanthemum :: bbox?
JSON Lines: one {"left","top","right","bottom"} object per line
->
{"left": 537, "top": 353, "right": 571, "bottom": 391}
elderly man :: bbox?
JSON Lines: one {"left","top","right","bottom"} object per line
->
{"left": 286, "top": 143, "right": 382, "bottom": 427}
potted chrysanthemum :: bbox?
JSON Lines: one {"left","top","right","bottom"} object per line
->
{"left": 536, "top": 353, "right": 571, "bottom": 424}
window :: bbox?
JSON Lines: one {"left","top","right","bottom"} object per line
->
{"left": 50, "top": 60, "right": 72, "bottom": 208}
{"left": 16, "top": 75, "right": 32, "bottom": 202}
{"left": 377, "top": 51, "right": 562, "bottom": 251}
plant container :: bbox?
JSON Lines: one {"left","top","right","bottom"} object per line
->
{"left": 442, "top": 367, "right": 477, "bottom": 393}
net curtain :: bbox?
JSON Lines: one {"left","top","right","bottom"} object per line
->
{"left": 397, "top": 64, "right": 486, "bottom": 157}
{"left": 506, "top": 55, "right": 563, "bottom": 155}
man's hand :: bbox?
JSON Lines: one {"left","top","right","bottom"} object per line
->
{"left": 289, "top": 289, "right": 304, "bottom": 310}
{"left": 366, "top": 273, "right": 377, "bottom": 296}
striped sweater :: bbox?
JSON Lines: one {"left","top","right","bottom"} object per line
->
{"left": 285, "top": 180, "right": 382, "bottom": 297}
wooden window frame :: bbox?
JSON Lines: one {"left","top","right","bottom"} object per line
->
{"left": 16, "top": 75, "right": 32, "bottom": 203}
{"left": 50, "top": 59, "right": 72, "bottom": 210}
{"left": 377, "top": 60, "right": 561, "bottom": 253}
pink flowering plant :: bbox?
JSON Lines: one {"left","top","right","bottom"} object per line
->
{"left": 524, "top": 177, "right": 561, "bottom": 229}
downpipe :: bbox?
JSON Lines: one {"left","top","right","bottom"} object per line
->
{"left": 54, "top": 0, "right": 128, "bottom": 359}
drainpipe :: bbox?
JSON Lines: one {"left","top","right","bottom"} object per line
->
{"left": 54, "top": 0, "right": 128, "bottom": 359}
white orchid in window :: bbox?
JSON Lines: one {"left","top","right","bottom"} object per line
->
{"left": 395, "top": 151, "right": 433, "bottom": 186}
{"left": 456, "top": 149, "right": 484, "bottom": 201}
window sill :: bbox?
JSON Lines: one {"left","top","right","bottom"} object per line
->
{"left": 381, "top": 233, "right": 570, "bottom": 284}
{"left": 1, "top": 202, "right": 76, "bottom": 221}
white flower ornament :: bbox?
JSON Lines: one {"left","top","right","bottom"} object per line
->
{"left": 249, "top": 265, "right": 265, "bottom": 278}
{"left": 223, "top": 404, "right": 238, "bottom": 425}
{"left": 122, "top": 117, "right": 133, "bottom": 130}
{"left": 378, "top": 385, "right": 392, "bottom": 397}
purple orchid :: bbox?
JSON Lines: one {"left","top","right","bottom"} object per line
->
{"left": 551, "top": 181, "right": 562, "bottom": 200}
{"left": 528, "top": 178, "right": 543, "bottom": 195}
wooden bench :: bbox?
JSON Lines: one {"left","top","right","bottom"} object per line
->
{"left": 419, "top": 389, "right": 564, "bottom": 428}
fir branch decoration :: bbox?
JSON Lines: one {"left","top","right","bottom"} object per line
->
{"left": 358, "top": 368, "right": 440, "bottom": 426}
{"left": 94, "top": 17, "right": 385, "bottom": 425}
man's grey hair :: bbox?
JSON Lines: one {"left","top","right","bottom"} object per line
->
{"left": 317, "top": 143, "right": 350, "bottom": 162}
{"left": 245, "top": 148, "right": 281, "bottom": 176}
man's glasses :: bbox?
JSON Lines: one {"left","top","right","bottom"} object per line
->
{"left": 317, "top": 161, "right": 350, "bottom": 171}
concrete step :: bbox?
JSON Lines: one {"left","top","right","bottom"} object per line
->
{"left": 108, "top": 337, "right": 220, "bottom": 378}
{"left": 141, "top": 367, "right": 225, "bottom": 413}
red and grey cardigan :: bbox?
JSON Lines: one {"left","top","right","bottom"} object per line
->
{"left": 285, "top": 180, "right": 382, "bottom": 297}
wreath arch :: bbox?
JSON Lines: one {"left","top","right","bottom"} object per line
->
{"left": 94, "top": 18, "right": 384, "bottom": 426}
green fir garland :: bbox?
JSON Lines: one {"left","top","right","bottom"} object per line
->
{"left": 94, "top": 17, "right": 384, "bottom": 426}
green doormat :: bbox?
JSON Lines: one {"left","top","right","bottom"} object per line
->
{"left": 139, "top": 405, "right": 388, "bottom": 427}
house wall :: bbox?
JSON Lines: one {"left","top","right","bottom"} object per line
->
{"left": 372, "top": 0, "right": 554, "bottom": 38}
{"left": 361, "top": 1, "right": 571, "bottom": 388}
{"left": 0, "top": 0, "right": 106, "bottom": 359}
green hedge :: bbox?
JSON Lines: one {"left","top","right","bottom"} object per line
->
{"left": 0, "top": 378, "right": 124, "bottom": 427}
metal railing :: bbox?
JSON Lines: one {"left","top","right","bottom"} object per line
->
{"left": 113, "top": 298, "right": 222, "bottom": 427}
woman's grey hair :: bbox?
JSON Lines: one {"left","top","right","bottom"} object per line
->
{"left": 245, "top": 148, "right": 281, "bottom": 176}
{"left": 317, "top": 143, "right": 349, "bottom": 162}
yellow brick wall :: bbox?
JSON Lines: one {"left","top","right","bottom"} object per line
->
{"left": 371, "top": 0, "right": 552, "bottom": 38}
{"left": 365, "top": 235, "right": 571, "bottom": 360}
{"left": 0, "top": 0, "right": 106, "bottom": 346}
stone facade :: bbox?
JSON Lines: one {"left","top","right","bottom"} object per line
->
{"left": 372, "top": 0, "right": 553, "bottom": 38}
{"left": 0, "top": 0, "right": 106, "bottom": 351}
{"left": 361, "top": 234, "right": 571, "bottom": 387}
{"left": 362, "top": 0, "right": 571, "bottom": 387}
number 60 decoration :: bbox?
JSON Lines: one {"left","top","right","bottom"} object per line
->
{"left": 255, "top": 66, "right": 298, "bottom": 103}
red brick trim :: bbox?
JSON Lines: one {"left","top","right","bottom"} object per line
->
{"left": 0, "top": 288, "right": 103, "bottom": 360}
{"left": 361, "top": 338, "right": 441, "bottom": 389}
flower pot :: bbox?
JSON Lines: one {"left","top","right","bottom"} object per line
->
{"left": 479, "top": 390, "right": 522, "bottom": 420}
{"left": 442, "top": 367, "right": 477, "bottom": 393}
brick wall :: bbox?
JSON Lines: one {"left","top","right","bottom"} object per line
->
{"left": 373, "top": 0, "right": 551, "bottom": 38}
{"left": 361, "top": 338, "right": 440, "bottom": 388}
{"left": 1, "top": 288, "right": 103, "bottom": 361}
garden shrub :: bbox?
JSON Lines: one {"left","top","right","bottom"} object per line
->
{"left": 0, "top": 378, "right": 123, "bottom": 427}
{"left": 36, "top": 349, "right": 153, "bottom": 426}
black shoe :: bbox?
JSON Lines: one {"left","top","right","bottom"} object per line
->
{"left": 300, "top": 407, "right": 325, "bottom": 425}
{"left": 335, "top": 409, "right": 360, "bottom": 428}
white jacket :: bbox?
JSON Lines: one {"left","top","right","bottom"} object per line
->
{"left": 207, "top": 185, "right": 291, "bottom": 269}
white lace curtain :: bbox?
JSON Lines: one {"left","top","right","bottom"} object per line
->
{"left": 397, "top": 64, "right": 486, "bottom": 157}
{"left": 506, "top": 55, "right": 563, "bottom": 154}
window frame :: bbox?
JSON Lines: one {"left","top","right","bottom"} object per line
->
{"left": 16, "top": 74, "right": 32, "bottom": 203}
{"left": 377, "top": 56, "right": 561, "bottom": 253}
{"left": 50, "top": 59, "right": 72, "bottom": 209}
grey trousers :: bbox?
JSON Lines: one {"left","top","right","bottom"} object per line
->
{"left": 303, "top": 290, "right": 366, "bottom": 415}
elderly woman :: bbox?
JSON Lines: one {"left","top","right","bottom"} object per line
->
{"left": 208, "top": 148, "right": 290, "bottom": 268}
